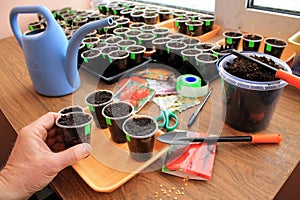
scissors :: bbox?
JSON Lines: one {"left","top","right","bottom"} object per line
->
{"left": 155, "top": 98, "right": 179, "bottom": 131}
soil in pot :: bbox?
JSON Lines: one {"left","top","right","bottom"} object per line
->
{"left": 182, "top": 37, "right": 201, "bottom": 48}
{"left": 181, "top": 48, "right": 202, "bottom": 75}
{"left": 167, "top": 33, "right": 185, "bottom": 41}
{"left": 108, "top": 50, "right": 129, "bottom": 71}
{"left": 86, "top": 90, "right": 113, "bottom": 129}
{"left": 263, "top": 38, "right": 287, "bottom": 58}
{"left": 56, "top": 112, "right": 93, "bottom": 149}
{"left": 117, "top": 39, "right": 136, "bottom": 50}
{"left": 111, "top": 6, "right": 124, "bottom": 16}
{"left": 120, "top": 8, "right": 133, "bottom": 21}
{"left": 59, "top": 106, "right": 84, "bottom": 114}
{"left": 223, "top": 31, "right": 243, "bottom": 50}
{"left": 99, "top": 46, "right": 120, "bottom": 76}
{"left": 126, "top": 30, "right": 143, "bottom": 43}
{"left": 173, "top": 10, "right": 186, "bottom": 18}
{"left": 105, "top": 36, "right": 123, "bottom": 46}
{"left": 123, "top": 116, "right": 157, "bottom": 162}
{"left": 113, "top": 27, "right": 130, "bottom": 39}
{"left": 137, "top": 33, "right": 156, "bottom": 51}
{"left": 242, "top": 34, "right": 263, "bottom": 52}
{"left": 194, "top": 42, "right": 216, "bottom": 52}
{"left": 195, "top": 53, "right": 219, "bottom": 82}
{"left": 152, "top": 27, "right": 169, "bottom": 38}
{"left": 185, "top": 20, "right": 203, "bottom": 36}
{"left": 199, "top": 15, "right": 215, "bottom": 34}
{"left": 152, "top": 37, "right": 172, "bottom": 63}
{"left": 220, "top": 54, "right": 287, "bottom": 132}
{"left": 102, "top": 102, "right": 134, "bottom": 143}
{"left": 131, "top": 11, "right": 145, "bottom": 23}
{"left": 98, "top": 34, "right": 115, "bottom": 42}
{"left": 140, "top": 25, "right": 156, "bottom": 33}
{"left": 174, "top": 17, "right": 190, "bottom": 35}
{"left": 126, "top": 45, "right": 146, "bottom": 67}
{"left": 158, "top": 9, "right": 173, "bottom": 22}
{"left": 129, "top": 22, "right": 146, "bottom": 30}
{"left": 116, "top": 18, "right": 130, "bottom": 28}
{"left": 185, "top": 12, "right": 199, "bottom": 20}
{"left": 81, "top": 49, "right": 102, "bottom": 72}
{"left": 103, "top": 21, "right": 117, "bottom": 34}
{"left": 143, "top": 12, "right": 159, "bottom": 25}
{"left": 211, "top": 45, "right": 232, "bottom": 58}
{"left": 82, "top": 37, "right": 100, "bottom": 51}
{"left": 166, "top": 41, "right": 187, "bottom": 67}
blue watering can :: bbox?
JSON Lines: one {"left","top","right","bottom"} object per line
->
{"left": 10, "top": 5, "right": 113, "bottom": 96}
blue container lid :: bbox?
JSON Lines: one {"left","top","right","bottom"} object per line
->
{"left": 217, "top": 52, "right": 291, "bottom": 91}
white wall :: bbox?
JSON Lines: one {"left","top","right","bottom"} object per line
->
{"left": 0, "top": 0, "right": 91, "bottom": 39}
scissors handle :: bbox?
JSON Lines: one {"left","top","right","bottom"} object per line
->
{"left": 155, "top": 110, "right": 166, "bottom": 129}
{"left": 165, "top": 110, "right": 178, "bottom": 132}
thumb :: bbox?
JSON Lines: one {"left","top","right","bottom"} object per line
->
{"left": 54, "top": 143, "right": 92, "bottom": 169}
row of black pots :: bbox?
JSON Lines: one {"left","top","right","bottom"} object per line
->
{"left": 174, "top": 15, "right": 215, "bottom": 36}
{"left": 223, "top": 31, "right": 287, "bottom": 58}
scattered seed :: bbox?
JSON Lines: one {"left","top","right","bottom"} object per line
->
{"left": 174, "top": 197, "right": 178, "bottom": 200}
{"left": 172, "top": 187, "right": 176, "bottom": 190}
{"left": 167, "top": 194, "right": 170, "bottom": 197}
{"left": 181, "top": 187, "right": 184, "bottom": 190}
{"left": 160, "top": 184, "right": 163, "bottom": 187}
{"left": 181, "top": 192, "right": 185, "bottom": 195}
{"left": 184, "top": 183, "right": 188, "bottom": 186}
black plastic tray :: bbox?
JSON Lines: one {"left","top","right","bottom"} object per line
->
{"left": 80, "top": 54, "right": 207, "bottom": 84}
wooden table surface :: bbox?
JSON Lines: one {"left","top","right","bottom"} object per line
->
{"left": 0, "top": 36, "right": 299, "bottom": 200}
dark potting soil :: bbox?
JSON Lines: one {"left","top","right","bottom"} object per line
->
{"left": 104, "top": 103, "right": 132, "bottom": 118}
{"left": 225, "top": 56, "right": 283, "bottom": 82}
{"left": 57, "top": 113, "right": 91, "bottom": 126}
{"left": 196, "top": 44, "right": 214, "bottom": 50}
{"left": 60, "top": 106, "right": 83, "bottom": 114}
{"left": 182, "top": 38, "right": 199, "bottom": 45}
{"left": 128, "top": 46, "right": 144, "bottom": 52}
{"left": 124, "top": 117, "right": 156, "bottom": 136}
{"left": 110, "top": 51, "right": 128, "bottom": 57}
{"left": 86, "top": 91, "right": 113, "bottom": 104}
{"left": 244, "top": 34, "right": 262, "bottom": 40}
{"left": 197, "top": 54, "right": 216, "bottom": 61}
{"left": 266, "top": 39, "right": 286, "bottom": 46}
{"left": 225, "top": 32, "right": 242, "bottom": 37}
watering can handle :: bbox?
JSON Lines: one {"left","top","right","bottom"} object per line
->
{"left": 10, "top": 6, "right": 55, "bottom": 48}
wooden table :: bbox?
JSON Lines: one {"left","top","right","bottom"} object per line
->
{"left": 0, "top": 36, "right": 299, "bottom": 200}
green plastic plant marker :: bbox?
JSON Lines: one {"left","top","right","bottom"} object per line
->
{"left": 182, "top": 55, "right": 186, "bottom": 61}
{"left": 126, "top": 134, "right": 131, "bottom": 142}
{"left": 84, "top": 124, "right": 91, "bottom": 136}
{"left": 131, "top": 53, "right": 135, "bottom": 59}
{"left": 109, "top": 57, "right": 112, "bottom": 63}
{"left": 226, "top": 38, "right": 233, "bottom": 44}
{"left": 196, "top": 60, "right": 199, "bottom": 66}
{"left": 167, "top": 47, "right": 170, "bottom": 54}
{"left": 99, "top": 5, "right": 103, "bottom": 10}
{"left": 205, "top": 21, "right": 211, "bottom": 26}
{"left": 86, "top": 43, "right": 91, "bottom": 49}
{"left": 29, "top": 25, "right": 34, "bottom": 31}
{"left": 106, "top": 7, "right": 109, "bottom": 12}
{"left": 84, "top": 57, "right": 88, "bottom": 63}
{"left": 106, "top": 117, "right": 112, "bottom": 126}
{"left": 88, "top": 105, "right": 95, "bottom": 112}
{"left": 102, "top": 54, "right": 106, "bottom": 59}
{"left": 213, "top": 52, "right": 219, "bottom": 57}
{"left": 266, "top": 44, "right": 272, "bottom": 51}
{"left": 249, "top": 41, "right": 254, "bottom": 48}
{"left": 189, "top": 25, "right": 194, "bottom": 31}
{"left": 53, "top": 13, "right": 57, "bottom": 18}
{"left": 103, "top": 27, "right": 107, "bottom": 33}
{"left": 113, "top": 10, "right": 117, "bottom": 15}
{"left": 138, "top": 39, "right": 142, "bottom": 45}
{"left": 175, "top": 21, "right": 179, "bottom": 27}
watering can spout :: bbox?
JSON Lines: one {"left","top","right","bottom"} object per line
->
{"left": 66, "top": 18, "right": 113, "bottom": 87}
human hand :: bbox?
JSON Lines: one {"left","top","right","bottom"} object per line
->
{"left": 0, "top": 112, "right": 92, "bottom": 199}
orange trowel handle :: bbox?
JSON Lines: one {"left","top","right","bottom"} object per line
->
{"left": 250, "top": 133, "right": 282, "bottom": 144}
{"left": 276, "top": 69, "right": 300, "bottom": 89}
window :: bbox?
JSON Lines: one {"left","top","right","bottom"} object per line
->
{"left": 135, "top": 0, "right": 215, "bottom": 14}
{"left": 248, "top": 0, "right": 300, "bottom": 16}
{"left": 215, "top": 0, "right": 300, "bottom": 40}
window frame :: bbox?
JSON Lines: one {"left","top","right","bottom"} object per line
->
{"left": 247, "top": 0, "right": 300, "bottom": 17}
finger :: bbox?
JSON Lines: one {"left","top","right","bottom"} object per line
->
{"left": 34, "top": 112, "right": 59, "bottom": 131}
{"left": 54, "top": 143, "right": 92, "bottom": 169}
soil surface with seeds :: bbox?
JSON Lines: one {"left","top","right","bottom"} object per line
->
{"left": 124, "top": 117, "right": 156, "bottom": 136}
{"left": 57, "top": 113, "right": 91, "bottom": 126}
{"left": 104, "top": 102, "right": 132, "bottom": 118}
{"left": 225, "top": 55, "right": 283, "bottom": 82}
{"left": 60, "top": 106, "right": 83, "bottom": 114}
{"left": 86, "top": 91, "right": 112, "bottom": 105}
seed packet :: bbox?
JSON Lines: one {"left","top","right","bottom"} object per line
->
{"left": 162, "top": 132, "right": 216, "bottom": 180}
{"left": 114, "top": 80, "right": 156, "bottom": 113}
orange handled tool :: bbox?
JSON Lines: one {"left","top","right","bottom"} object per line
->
{"left": 250, "top": 133, "right": 282, "bottom": 144}
{"left": 231, "top": 50, "right": 300, "bottom": 89}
